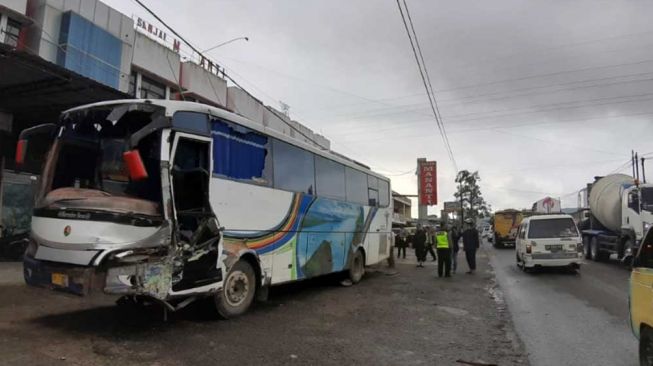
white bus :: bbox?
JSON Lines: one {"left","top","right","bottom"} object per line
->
{"left": 19, "top": 99, "right": 392, "bottom": 317}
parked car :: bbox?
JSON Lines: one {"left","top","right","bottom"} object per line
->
{"left": 515, "top": 214, "right": 583, "bottom": 272}
{"left": 630, "top": 227, "right": 653, "bottom": 364}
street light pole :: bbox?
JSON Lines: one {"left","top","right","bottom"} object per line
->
{"left": 203, "top": 37, "right": 249, "bottom": 53}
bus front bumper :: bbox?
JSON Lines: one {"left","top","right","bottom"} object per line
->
{"left": 23, "top": 255, "right": 106, "bottom": 296}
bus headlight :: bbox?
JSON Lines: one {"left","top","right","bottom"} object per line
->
{"left": 25, "top": 239, "right": 38, "bottom": 258}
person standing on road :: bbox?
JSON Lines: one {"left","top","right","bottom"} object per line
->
{"left": 413, "top": 224, "right": 427, "bottom": 267}
{"left": 450, "top": 225, "right": 460, "bottom": 274}
{"left": 395, "top": 229, "right": 408, "bottom": 259}
{"left": 425, "top": 227, "right": 437, "bottom": 261}
{"left": 462, "top": 218, "right": 480, "bottom": 274}
{"left": 435, "top": 222, "right": 452, "bottom": 278}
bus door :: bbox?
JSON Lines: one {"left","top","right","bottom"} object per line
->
{"left": 169, "top": 133, "right": 222, "bottom": 291}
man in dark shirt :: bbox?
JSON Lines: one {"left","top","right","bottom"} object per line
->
{"left": 461, "top": 218, "right": 480, "bottom": 274}
{"left": 413, "top": 224, "right": 427, "bottom": 268}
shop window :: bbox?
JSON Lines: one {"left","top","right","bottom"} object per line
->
{"left": 212, "top": 119, "right": 272, "bottom": 185}
{"left": 315, "top": 155, "right": 345, "bottom": 201}
{"left": 4, "top": 19, "right": 20, "bottom": 47}
{"left": 273, "top": 139, "right": 314, "bottom": 195}
{"left": 128, "top": 72, "right": 137, "bottom": 97}
{"left": 141, "top": 75, "right": 166, "bottom": 100}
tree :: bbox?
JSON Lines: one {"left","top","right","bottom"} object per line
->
{"left": 454, "top": 170, "right": 490, "bottom": 223}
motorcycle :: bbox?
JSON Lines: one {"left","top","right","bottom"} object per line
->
{"left": 0, "top": 225, "right": 29, "bottom": 261}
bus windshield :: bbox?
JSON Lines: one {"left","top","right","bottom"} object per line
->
{"left": 37, "top": 104, "right": 164, "bottom": 217}
{"left": 528, "top": 218, "right": 579, "bottom": 239}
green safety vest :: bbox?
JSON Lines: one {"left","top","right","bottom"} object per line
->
{"left": 436, "top": 231, "right": 450, "bottom": 249}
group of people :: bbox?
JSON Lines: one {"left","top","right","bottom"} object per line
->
{"left": 394, "top": 218, "right": 480, "bottom": 278}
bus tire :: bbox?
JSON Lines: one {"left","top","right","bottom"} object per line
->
{"left": 215, "top": 260, "right": 256, "bottom": 319}
{"left": 348, "top": 249, "right": 365, "bottom": 284}
{"left": 640, "top": 326, "right": 653, "bottom": 366}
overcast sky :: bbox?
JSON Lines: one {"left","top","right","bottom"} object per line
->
{"left": 105, "top": 0, "right": 653, "bottom": 216}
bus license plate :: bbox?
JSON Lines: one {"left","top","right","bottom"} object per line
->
{"left": 51, "top": 273, "right": 69, "bottom": 287}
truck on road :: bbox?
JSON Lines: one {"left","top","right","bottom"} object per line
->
{"left": 579, "top": 174, "right": 653, "bottom": 263}
{"left": 493, "top": 209, "right": 524, "bottom": 248}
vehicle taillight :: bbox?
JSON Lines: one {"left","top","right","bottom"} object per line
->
{"left": 526, "top": 244, "right": 532, "bottom": 254}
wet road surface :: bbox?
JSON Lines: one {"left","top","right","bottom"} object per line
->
{"left": 488, "top": 243, "right": 638, "bottom": 366}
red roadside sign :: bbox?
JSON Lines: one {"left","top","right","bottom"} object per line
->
{"left": 419, "top": 161, "right": 437, "bottom": 206}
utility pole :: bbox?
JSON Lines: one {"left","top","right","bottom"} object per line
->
{"left": 636, "top": 152, "right": 640, "bottom": 181}
{"left": 633, "top": 150, "right": 636, "bottom": 178}
{"left": 642, "top": 157, "right": 647, "bottom": 183}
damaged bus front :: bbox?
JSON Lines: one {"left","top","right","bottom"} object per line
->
{"left": 21, "top": 99, "right": 393, "bottom": 318}
{"left": 21, "top": 101, "right": 230, "bottom": 314}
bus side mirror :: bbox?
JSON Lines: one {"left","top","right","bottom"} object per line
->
{"left": 16, "top": 123, "right": 57, "bottom": 167}
{"left": 123, "top": 150, "right": 149, "bottom": 181}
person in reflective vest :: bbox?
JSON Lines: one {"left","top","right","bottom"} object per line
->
{"left": 435, "top": 223, "right": 453, "bottom": 278}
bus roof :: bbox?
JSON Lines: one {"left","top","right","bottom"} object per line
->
{"left": 62, "top": 99, "right": 390, "bottom": 182}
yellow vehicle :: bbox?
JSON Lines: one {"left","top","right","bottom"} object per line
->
{"left": 493, "top": 209, "right": 525, "bottom": 248}
{"left": 630, "top": 228, "right": 653, "bottom": 365}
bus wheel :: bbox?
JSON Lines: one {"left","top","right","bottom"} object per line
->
{"left": 640, "top": 327, "right": 653, "bottom": 366}
{"left": 215, "top": 260, "right": 256, "bottom": 319}
{"left": 348, "top": 249, "right": 365, "bottom": 284}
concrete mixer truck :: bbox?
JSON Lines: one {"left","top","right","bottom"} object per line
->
{"left": 579, "top": 174, "right": 653, "bottom": 263}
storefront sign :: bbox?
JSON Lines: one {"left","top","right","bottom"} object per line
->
{"left": 136, "top": 17, "right": 180, "bottom": 53}
{"left": 443, "top": 201, "right": 461, "bottom": 212}
{"left": 419, "top": 161, "right": 437, "bottom": 206}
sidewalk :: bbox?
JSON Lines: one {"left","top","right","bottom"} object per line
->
{"left": 379, "top": 244, "right": 530, "bottom": 365}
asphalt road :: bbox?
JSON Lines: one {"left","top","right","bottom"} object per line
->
{"left": 0, "top": 254, "right": 528, "bottom": 366}
{"left": 487, "top": 242, "right": 638, "bottom": 366}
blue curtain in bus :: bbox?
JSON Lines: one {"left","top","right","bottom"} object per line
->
{"left": 211, "top": 119, "right": 268, "bottom": 180}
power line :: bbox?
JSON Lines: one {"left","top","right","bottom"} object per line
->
{"left": 317, "top": 71, "right": 653, "bottom": 125}
{"left": 396, "top": 0, "right": 457, "bottom": 171}
{"left": 326, "top": 92, "right": 653, "bottom": 139}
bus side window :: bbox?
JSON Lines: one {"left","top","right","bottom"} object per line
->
{"left": 273, "top": 139, "right": 315, "bottom": 195}
{"left": 378, "top": 179, "right": 390, "bottom": 208}
{"left": 211, "top": 119, "right": 272, "bottom": 185}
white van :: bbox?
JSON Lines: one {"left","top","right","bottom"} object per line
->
{"left": 515, "top": 214, "right": 584, "bottom": 271}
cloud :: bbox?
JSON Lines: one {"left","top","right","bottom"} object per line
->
{"left": 104, "top": 0, "right": 653, "bottom": 213}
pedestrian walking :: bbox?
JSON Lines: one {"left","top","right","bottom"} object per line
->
{"left": 435, "top": 222, "right": 452, "bottom": 278}
{"left": 461, "top": 218, "right": 480, "bottom": 274}
{"left": 450, "top": 225, "right": 460, "bottom": 274}
{"left": 395, "top": 228, "right": 408, "bottom": 259}
{"left": 425, "top": 227, "right": 437, "bottom": 261}
{"left": 413, "top": 224, "right": 427, "bottom": 267}
{"left": 387, "top": 230, "right": 396, "bottom": 268}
